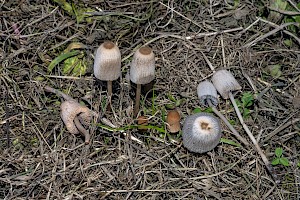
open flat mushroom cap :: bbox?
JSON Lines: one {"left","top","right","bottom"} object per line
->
{"left": 182, "top": 113, "right": 221, "bottom": 153}
{"left": 211, "top": 69, "right": 242, "bottom": 99}
{"left": 60, "top": 100, "right": 93, "bottom": 134}
{"left": 93, "top": 41, "right": 121, "bottom": 81}
{"left": 197, "top": 80, "right": 218, "bottom": 107}
{"left": 166, "top": 110, "right": 181, "bottom": 133}
{"left": 130, "top": 46, "right": 155, "bottom": 85}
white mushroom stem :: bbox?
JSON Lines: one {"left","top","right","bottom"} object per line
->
{"left": 228, "top": 92, "right": 278, "bottom": 182}
{"left": 207, "top": 99, "right": 249, "bottom": 146}
{"left": 134, "top": 84, "right": 141, "bottom": 117}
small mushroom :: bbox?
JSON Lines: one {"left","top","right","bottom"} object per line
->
{"left": 211, "top": 69, "right": 278, "bottom": 182}
{"left": 166, "top": 110, "right": 181, "bottom": 133}
{"left": 182, "top": 113, "right": 221, "bottom": 153}
{"left": 211, "top": 69, "right": 241, "bottom": 99}
{"left": 93, "top": 41, "right": 121, "bottom": 110}
{"left": 60, "top": 100, "right": 92, "bottom": 144}
{"left": 197, "top": 80, "right": 249, "bottom": 146}
{"left": 130, "top": 46, "right": 155, "bottom": 117}
{"left": 137, "top": 115, "right": 149, "bottom": 132}
{"left": 197, "top": 80, "right": 218, "bottom": 107}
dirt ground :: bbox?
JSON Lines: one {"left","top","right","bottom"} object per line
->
{"left": 1, "top": 0, "right": 300, "bottom": 199}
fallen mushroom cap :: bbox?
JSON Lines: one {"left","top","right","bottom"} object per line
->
{"left": 166, "top": 110, "right": 181, "bottom": 133}
{"left": 60, "top": 100, "right": 93, "bottom": 134}
{"left": 197, "top": 80, "right": 218, "bottom": 107}
{"left": 130, "top": 46, "right": 155, "bottom": 85}
{"left": 182, "top": 112, "right": 221, "bottom": 153}
{"left": 93, "top": 41, "right": 121, "bottom": 81}
{"left": 211, "top": 69, "right": 242, "bottom": 99}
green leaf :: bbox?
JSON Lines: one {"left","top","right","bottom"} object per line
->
{"left": 297, "top": 162, "right": 300, "bottom": 168}
{"left": 192, "top": 108, "right": 202, "bottom": 113}
{"left": 48, "top": 50, "right": 80, "bottom": 72}
{"left": 220, "top": 138, "right": 241, "bottom": 147}
{"left": 271, "top": 158, "right": 280, "bottom": 165}
{"left": 283, "top": 39, "right": 292, "bottom": 46}
{"left": 243, "top": 108, "right": 251, "bottom": 118}
{"left": 202, "top": 107, "right": 213, "bottom": 113}
{"left": 275, "top": 147, "right": 283, "bottom": 157}
{"left": 241, "top": 92, "right": 254, "bottom": 107}
{"left": 279, "top": 157, "right": 289, "bottom": 166}
{"left": 175, "top": 99, "right": 185, "bottom": 107}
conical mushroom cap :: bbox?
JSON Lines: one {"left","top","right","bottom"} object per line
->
{"left": 211, "top": 70, "right": 242, "bottom": 99}
{"left": 130, "top": 46, "right": 155, "bottom": 85}
{"left": 93, "top": 41, "right": 121, "bottom": 81}
{"left": 197, "top": 80, "right": 218, "bottom": 107}
{"left": 60, "top": 100, "right": 93, "bottom": 134}
{"left": 166, "top": 110, "right": 181, "bottom": 133}
{"left": 182, "top": 113, "right": 221, "bottom": 153}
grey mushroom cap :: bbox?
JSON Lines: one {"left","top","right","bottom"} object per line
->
{"left": 211, "top": 69, "right": 242, "bottom": 99}
{"left": 130, "top": 46, "right": 155, "bottom": 85}
{"left": 182, "top": 113, "right": 221, "bottom": 153}
{"left": 93, "top": 41, "right": 121, "bottom": 81}
{"left": 197, "top": 80, "right": 218, "bottom": 107}
{"left": 60, "top": 100, "right": 93, "bottom": 134}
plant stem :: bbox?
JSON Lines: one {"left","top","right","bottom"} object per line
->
{"left": 134, "top": 84, "right": 141, "bottom": 117}
{"left": 229, "top": 92, "right": 279, "bottom": 183}
{"left": 74, "top": 116, "right": 90, "bottom": 144}
{"left": 207, "top": 100, "right": 249, "bottom": 146}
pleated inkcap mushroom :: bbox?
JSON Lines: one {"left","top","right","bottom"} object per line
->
{"left": 211, "top": 69, "right": 241, "bottom": 99}
{"left": 166, "top": 110, "right": 181, "bottom": 133}
{"left": 183, "top": 113, "right": 221, "bottom": 153}
{"left": 130, "top": 46, "right": 155, "bottom": 117}
{"left": 93, "top": 41, "right": 121, "bottom": 81}
{"left": 60, "top": 100, "right": 92, "bottom": 134}
{"left": 130, "top": 46, "right": 155, "bottom": 85}
{"left": 197, "top": 80, "right": 218, "bottom": 107}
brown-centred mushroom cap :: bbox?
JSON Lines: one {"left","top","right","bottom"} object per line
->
{"left": 211, "top": 69, "right": 242, "bottom": 99}
{"left": 60, "top": 100, "right": 93, "bottom": 134}
{"left": 93, "top": 41, "right": 121, "bottom": 81}
{"left": 130, "top": 46, "right": 155, "bottom": 85}
{"left": 166, "top": 110, "right": 181, "bottom": 133}
{"left": 182, "top": 112, "right": 221, "bottom": 153}
{"left": 197, "top": 80, "right": 218, "bottom": 107}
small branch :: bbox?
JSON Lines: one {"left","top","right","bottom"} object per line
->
{"left": 229, "top": 92, "right": 279, "bottom": 183}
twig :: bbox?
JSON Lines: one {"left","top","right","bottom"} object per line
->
{"left": 243, "top": 20, "right": 300, "bottom": 47}
{"left": 263, "top": 118, "right": 300, "bottom": 142}
{"left": 229, "top": 92, "right": 279, "bottom": 183}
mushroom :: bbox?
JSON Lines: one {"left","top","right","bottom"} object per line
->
{"left": 60, "top": 100, "right": 92, "bottom": 144}
{"left": 197, "top": 80, "right": 249, "bottom": 146}
{"left": 130, "top": 46, "right": 155, "bottom": 117}
{"left": 166, "top": 110, "right": 181, "bottom": 133}
{"left": 93, "top": 41, "right": 121, "bottom": 110}
{"left": 44, "top": 86, "right": 95, "bottom": 145}
{"left": 211, "top": 69, "right": 278, "bottom": 182}
{"left": 182, "top": 112, "right": 221, "bottom": 153}
{"left": 137, "top": 115, "right": 148, "bottom": 132}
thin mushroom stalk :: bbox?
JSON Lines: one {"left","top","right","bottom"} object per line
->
{"left": 212, "top": 70, "right": 279, "bottom": 182}
{"left": 197, "top": 81, "right": 249, "bottom": 146}
{"left": 44, "top": 86, "right": 92, "bottom": 144}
